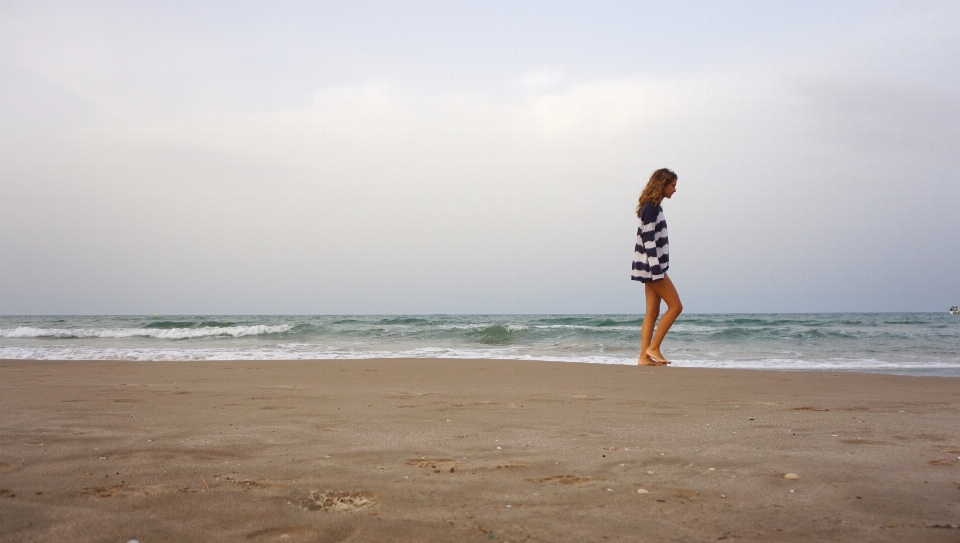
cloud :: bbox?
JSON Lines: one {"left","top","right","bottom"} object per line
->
{"left": 1, "top": 1, "right": 959, "bottom": 313}
{"left": 519, "top": 69, "right": 566, "bottom": 91}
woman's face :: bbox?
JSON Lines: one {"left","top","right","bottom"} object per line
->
{"left": 663, "top": 180, "right": 677, "bottom": 198}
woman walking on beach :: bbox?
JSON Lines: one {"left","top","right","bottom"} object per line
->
{"left": 632, "top": 168, "right": 682, "bottom": 366}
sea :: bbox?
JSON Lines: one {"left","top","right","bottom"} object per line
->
{"left": 1, "top": 314, "right": 958, "bottom": 376}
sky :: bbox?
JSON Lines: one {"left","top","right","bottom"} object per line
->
{"left": 1, "top": 0, "right": 958, "bottom": 315}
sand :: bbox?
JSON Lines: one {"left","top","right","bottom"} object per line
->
{"left": 1, "top": 358, "right": 959, "bottom": 542}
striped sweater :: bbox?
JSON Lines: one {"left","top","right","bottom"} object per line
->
{"left": 631, "top": 202, "right": 669, "bottom": 283}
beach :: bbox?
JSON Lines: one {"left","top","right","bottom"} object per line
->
{"left": 1, "top": 359, "right": 959, "bottom": 542}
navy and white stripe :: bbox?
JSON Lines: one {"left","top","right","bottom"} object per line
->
{"left": 631, "top": 202, "right": 669, "bottom": 283}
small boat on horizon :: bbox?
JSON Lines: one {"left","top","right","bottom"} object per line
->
{"left": 952, "top": 306, "right": 960, "bottom": 314}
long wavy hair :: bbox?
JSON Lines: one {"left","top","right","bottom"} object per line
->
{"left": 636, "top": 168, "right": 677, "bottom": 217}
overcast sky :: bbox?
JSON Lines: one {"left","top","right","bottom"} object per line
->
{"left": 1, "top": 0, "right": 958, "bottom": 315}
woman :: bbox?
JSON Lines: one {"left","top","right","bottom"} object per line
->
{"left": 631, "top": 168, "right": 682, "bottom": 366}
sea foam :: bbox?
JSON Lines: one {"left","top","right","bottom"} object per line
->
{"left": 0, "top": 325, "right": 292, "bottom": 340}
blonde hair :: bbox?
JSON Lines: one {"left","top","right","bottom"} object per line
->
{"left": 636, "top": 168, "right": 677, "bottom": 217}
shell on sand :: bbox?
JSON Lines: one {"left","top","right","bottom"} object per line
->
{"left": 784, "top": 473, "right": 800, "bottom": 479}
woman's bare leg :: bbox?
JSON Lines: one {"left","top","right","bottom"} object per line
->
{"left": 639, "top": 284, "right": 663, "bottom": 365}
{"left": 645, "top": 275, "right": 683, "bottom": 364}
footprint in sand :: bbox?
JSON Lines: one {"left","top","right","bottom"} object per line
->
{"left": 80, "top": 485, "right": 138, "bottom": 498}
{"left": 298, "top": 490, "right": 377, "bottom": 512}
{"left": 236, "top": 479, "right": 274, "bottom": 490}
{"left": 524, "top": 475, "right": 594, "bottom": 487}
{"left": 406, "top": 457, "right": 456, "bottom": 468}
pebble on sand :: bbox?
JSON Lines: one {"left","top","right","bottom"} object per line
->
{"left": 637, "top": 489, "right": 649, "bottom": 494}
{"left": 784, "top": 473, "right": 800, "bottom": 479}
{"left": 647, "top": 471, "right": 654, "bottom": 475}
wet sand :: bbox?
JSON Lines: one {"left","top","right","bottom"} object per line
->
{"left": 1, "top": 358, "right": 959, "bottom": 542}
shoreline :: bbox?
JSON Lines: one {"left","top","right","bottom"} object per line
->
{"left": 2, "top": 358, "right": 959, "bottom": 542}
{"left": 5, "top": 357, "right": 960, "bottom": 378}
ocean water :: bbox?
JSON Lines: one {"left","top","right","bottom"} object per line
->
{"left": 1, "top": 314, "right": 958, "bottom": 376}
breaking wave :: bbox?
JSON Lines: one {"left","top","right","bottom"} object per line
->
{"left": 0, "top": 325, "right": 293, "bottom": 340}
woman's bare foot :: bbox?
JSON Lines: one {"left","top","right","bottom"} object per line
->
{"left": 638, "top": 355, "right": 666, "bottom": 366}
{"left": 645, "top": 348, "right": 672, "bottom": 365}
